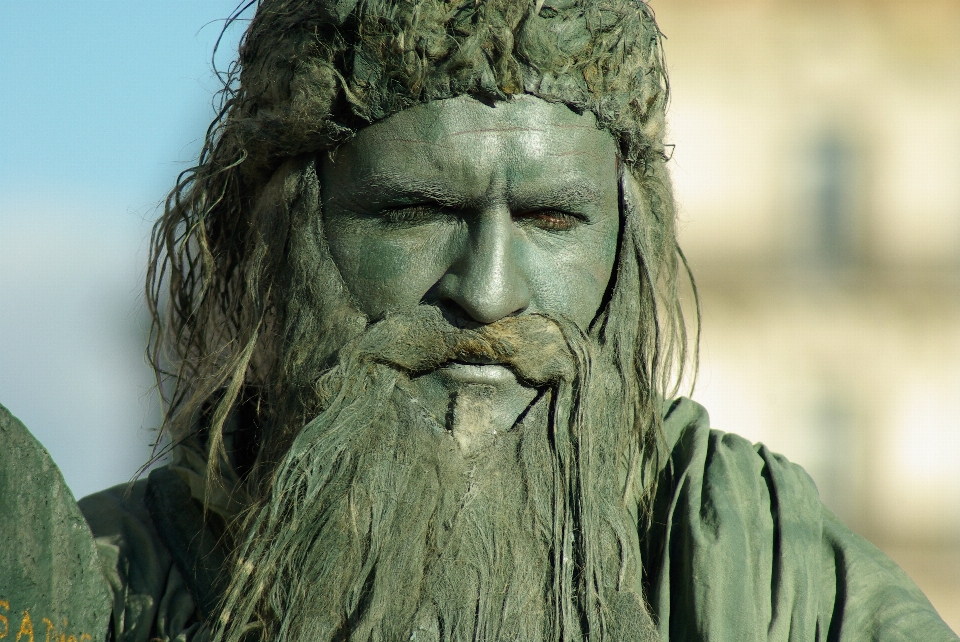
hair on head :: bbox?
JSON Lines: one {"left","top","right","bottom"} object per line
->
{"left": 147, "top": 0, "right": 695, "bottom": 513}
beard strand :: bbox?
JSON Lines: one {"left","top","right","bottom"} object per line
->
{"left": 212, "top": 306, "right": 658, "bottom": 642}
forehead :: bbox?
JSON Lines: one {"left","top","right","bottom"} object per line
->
{"left": 325, "top": 95, "right": 618, "bottom": 205}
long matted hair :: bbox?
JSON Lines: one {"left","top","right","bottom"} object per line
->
{"left": 146, "top": 0, "right": 697, "bottom": 511}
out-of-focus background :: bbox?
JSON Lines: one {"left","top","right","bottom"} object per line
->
{"left": 0, "top": 1, "right": 245, "bottom": 495}
{"left": 0, "top": 0, "right": 957, "bottom": 630}
{"left": 657, "top": 0, "right": 960, "bottom": 629}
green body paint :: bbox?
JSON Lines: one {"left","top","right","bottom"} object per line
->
{"left": 322, "top": 95, "right": 620, "bottom": 440}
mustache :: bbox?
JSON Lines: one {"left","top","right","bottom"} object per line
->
{"left": 214, "top": 304, "right": 661, "bottom": 642}
{"left": 331, "top": 305, "right": 581, "bottom": 387}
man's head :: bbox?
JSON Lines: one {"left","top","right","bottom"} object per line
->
{"left": 319, "top": 94, "right": 621, "bottom": 451}
{"left": 147, "top": 0, "right": 694, "bottom": 638}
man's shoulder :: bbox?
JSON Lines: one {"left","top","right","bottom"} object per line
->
{"left": 79, "top": 479, "right": 154, "bottom": 546}
{"left": 658, "top": 397, "right": 826, "bottom": 561}
{"left": 661, "top": 396, "right": 820, "bottom": 499}
{"left": 79, "top": 473, "right": 202, "bottom": 641}
{"left": 650, "top": 397, "right": 959, "bottom": 641}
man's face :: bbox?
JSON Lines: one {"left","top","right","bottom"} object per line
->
{"left": 219, "top": 97, "right": 664, "bottom": 640}
{"left": 320, "top": 95, "right": 620, "bottom": 446}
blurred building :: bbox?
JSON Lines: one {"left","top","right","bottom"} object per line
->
{"left": 656, "top": 0, "right": 960, "bottom": 628}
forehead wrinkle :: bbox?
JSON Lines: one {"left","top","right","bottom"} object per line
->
{"left": 448, "top": 126, "right": 549, "bottom": 137}
{"left": 373, "top": 136, "right": 442, "bottom": 147}
{"left": 552, "top": 121, "right": 603, "bottom": 130}
{"left": 365, "top": 135, "right": 488, "bottom": 158}
{"left": 547, "top": 150, "right": 608, "bottom": 160}
{"left": 368, "top": 121, "right": 552, "bottom": 146}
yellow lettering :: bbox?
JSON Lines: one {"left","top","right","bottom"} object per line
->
{"left": 41, "top": 619, "right": 54, "bottom": 642}
{"left": 65, "top": 637, "right": 76, "bottom": 642}
{"left": 15, "top": 611, "right": 33, "bottom": 642}
{"left": 0, "top": 599, "right": 9, "bottom": 638}
{"left": 78, "top": 636, "right": 91, "bottom": 642}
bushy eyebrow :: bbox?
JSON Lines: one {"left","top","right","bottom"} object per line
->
{"left": 513, "top": 183, "right": 606, "bottom": 210}
{"left": 351, "top": 171, "right": 607, "bottom": 211}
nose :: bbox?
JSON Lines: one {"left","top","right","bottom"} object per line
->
{"left": 431, "top": 208, "right": 531, "bottom": 326}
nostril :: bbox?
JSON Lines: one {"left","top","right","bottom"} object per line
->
{"left": 429, "top": 276, "right": 531, "bottom": 327}
{"left": 436, "top": 300, "right": 481, "bottom": 329}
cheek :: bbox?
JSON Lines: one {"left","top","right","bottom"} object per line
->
{"left": 325, "top": 225, "right": 457, "bottom": 317}
{"left": 525, "top": 222, "right": 619, "bottom": 327}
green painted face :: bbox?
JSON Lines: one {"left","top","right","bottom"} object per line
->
{"left": 320, "top": 95, "right": 620, "bottom": 447}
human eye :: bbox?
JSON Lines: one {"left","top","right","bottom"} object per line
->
{"left": 378, "top": 203, "right": 454, "bottom": 227}
{"left": 512, "top": 209, "right": 585, "bottom": 232}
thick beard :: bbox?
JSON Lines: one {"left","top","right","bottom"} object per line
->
{"left": 212, "top": 306, "right": 659, "bottom": 642}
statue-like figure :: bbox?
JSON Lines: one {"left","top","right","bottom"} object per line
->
{"left": 1, "top": 0, "right": 956, "bottom": 640}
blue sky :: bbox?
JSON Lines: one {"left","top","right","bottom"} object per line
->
{"left": 0, "top": 1, "right": 249, "bottom": 498}
{"left": 0, "top": 1, "right": 247, "bottom": 225}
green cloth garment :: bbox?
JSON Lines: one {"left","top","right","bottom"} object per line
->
{"left": 80, "top": 398, "right": 958, "bottom": 640}
{"left": 2, "top": 399, "right": 956, "bottom": 640}
{"left": 643, "top": 399, "right": 958, "bottom": 641}
{"left": 78, "top": 478, "right": 206, "bottom": 641}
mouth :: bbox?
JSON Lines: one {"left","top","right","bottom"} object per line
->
{"left": 437, "top": 358, "right": 517, "bottom": 385}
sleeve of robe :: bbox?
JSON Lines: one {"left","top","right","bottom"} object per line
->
{"left": 643, "top": 397, "right": 959, "bottom": 642}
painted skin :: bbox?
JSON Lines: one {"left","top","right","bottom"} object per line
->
{"left": 320, "top": 95, "right": 620, "bottom": 449}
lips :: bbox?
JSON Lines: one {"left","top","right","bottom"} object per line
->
{"left": 439, "top": 360, "right": 517, "bottom": 384}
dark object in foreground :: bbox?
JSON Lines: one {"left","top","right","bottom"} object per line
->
{"left": 0, "top": 404, "right": 110, "bottom": 642}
